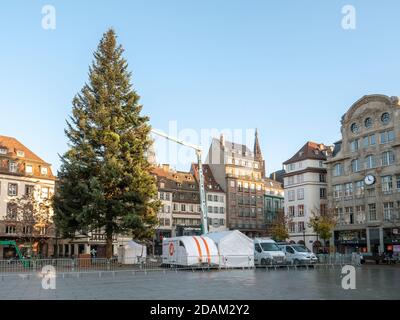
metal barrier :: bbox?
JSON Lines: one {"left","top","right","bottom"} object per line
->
{"left": 0, "top": 254, "right": 357, "bottom": 276}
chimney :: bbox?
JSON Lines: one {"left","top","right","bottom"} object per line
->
{"left": 220, "top": 134, "right": 225, "bottom": 147}
{"left": 162, "top": 164, "right": 170, "bottom": 172}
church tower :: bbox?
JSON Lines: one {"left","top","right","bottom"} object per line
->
{"left": 254, "top": 129, "right": 266, "bottom": 178}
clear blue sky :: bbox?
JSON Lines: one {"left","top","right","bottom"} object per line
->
{"left": 1, "top": 1, "right": 400, "bottom": 175}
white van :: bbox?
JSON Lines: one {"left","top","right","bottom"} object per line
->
{"left": 254, "top": 238, "right": 286, "bottom": 265}
{"left": 278, "top": 244, "right": 318, "bottom": 265}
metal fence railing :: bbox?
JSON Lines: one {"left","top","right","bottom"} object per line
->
{"left": 0, "top": 253, "right": 365, "bottom": 276}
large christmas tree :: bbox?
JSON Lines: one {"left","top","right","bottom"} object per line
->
{"left": 54, "top": 29, "right": 159, "bottom": 258}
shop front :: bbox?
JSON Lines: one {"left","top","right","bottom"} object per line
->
{"left": 384, "top": 227, "right": 400, "bottom": 259}
{"left": 334, "top": 229, "right": 368, "bottom": 254}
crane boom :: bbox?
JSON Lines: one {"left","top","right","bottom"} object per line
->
{"left": 151, "top": 128, "right": 208, "bottom": 234}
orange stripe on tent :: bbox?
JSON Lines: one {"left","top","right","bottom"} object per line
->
{"left": 200, "top": 237, "right": 211, "bottom": 264}
{"left": 192, "top": 236, "right": 203, "bottom": 262}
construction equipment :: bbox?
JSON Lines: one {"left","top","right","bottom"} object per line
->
{"left": 0, "top": 240, "right": 30, "bottom": 267}
{"left": 151, "top": 128, "right": 208, "bottom": 234}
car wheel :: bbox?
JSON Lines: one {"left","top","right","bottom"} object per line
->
{"left": 293, "top": 259, "right": 300, "bottom": 265}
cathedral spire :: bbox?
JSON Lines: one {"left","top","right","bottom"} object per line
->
{"left": 254, "top": 129, "right": 265, "bottom": 178}
{"left": 254, "top": 128, "right": 262, "bottom": 160}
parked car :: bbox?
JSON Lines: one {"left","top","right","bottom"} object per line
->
{"left": 254, "top": 238, "right": 286, "bottom": 265}
{"left": 278, "top": 244, "right": 318, "bottom": 265}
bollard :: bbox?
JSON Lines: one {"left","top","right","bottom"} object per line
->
{"left": 99, "top": 272, "right": 102, "bottom": 278}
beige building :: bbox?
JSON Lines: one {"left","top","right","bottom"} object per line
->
{"left": 327, "top": 95, "right": 400, "bottom": 255}
{"left": 0, "top": 135, "right": 56, "bottom": 258}
{"left": 205, "top": 131, "right": 268, "bottom": 237}
{"left": 283, "top": 142, "right": 331, "bottom": 251}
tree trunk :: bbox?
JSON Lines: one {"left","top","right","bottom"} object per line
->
{"left": 105, "top": 233, "right": 113, "bottom": 259}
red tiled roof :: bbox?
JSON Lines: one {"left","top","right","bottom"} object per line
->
{"left": 191, "top": 163, "right": 224, "bottom": 192}
{"left": 0, "top": 135, "right": 55, "bottom": 179}
{"left": 283, "top": 141, "right": 328, "bottom": 165}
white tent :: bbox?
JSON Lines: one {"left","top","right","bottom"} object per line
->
{"left": 162, "top": 236, "right": 219, "bottom": 267}
{"left": 206, "top": 230, "right": 254, "bottom": 268}
{"left": 118, "top": 240, "right": 147, "bottom": 264}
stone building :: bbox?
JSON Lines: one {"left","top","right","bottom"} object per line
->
{"left": 327, "top": 95, "right": 400, "bottom": 255}
{"left": 0, "top": 135, "right": 56, "bottom": 258}
{"left": 152, "top": 165, "right": 202, "bottom": 239}
{"left": 283, "top": 141, "right": 331, "bottom": 250}
{"left": 205, "top": 131, "right": 269, "bottom": 237}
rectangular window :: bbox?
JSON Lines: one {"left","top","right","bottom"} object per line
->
{"left": 319, "top": 174, "right": 326, "bottom": 183}
{"left": 333, "top": 163, "right": 344, "bottom": 177}
{"left": 288, "top": 206, "right": 295, "bottom": 217}
{"left": 289, "top": 222, "right": 296, "bottom": 233}
{"left": 370, "top": 134, "right": 376, "bottom": 145}
{"left": 298, "top": 222, "right": 305, "bottom": 232}
{"left": 355, "top": 181, "right": 365, "bottom": 197}
{"left": 41, "top": 167, "right": 48, "bottom": 175}
{"left": 320, "top": 188, "right": 327, "bottom": 199}
{"left": 288, "top": 190, "right": 295, "bottom": 201}
{"left": 397, "top": 176, "right": 400, "bottom": 190}
{"left": 336, "top": 208, "right": 344, "bottom": 224}
{"left": 25, "top": 185, "right": 34, "bottom": 196}
{"left": 297, "top": 205, "right": 304, "bottom": 217}
{"left": 297, "top": 188, "right": 304, "bottom": 200}
{"left": 382, "top": 176, "right": 393, "bottom": 192}
{"left": 344, "top": 183, "right": 353, "bottom": 197}
{"left": 351, "top": 159, "right": 360, "bottom": 172}
{"left": 9, "top": 162, "right": 17, "bottom": 173}
{"left": 208, "top": 194, "right": 212, "bottom": 201}
{"left": 8, "top": 183, "right": 18, "bottom": 196}
{"left": 333, "top": 185, "right": 342, "bottom": 199}
{"left": 381, "top": 132, "right": 388, "bottom": 144}
{"left": 41, "top": 187, "right": 49, "bottom": 199}
{"left": 350, "top": 140, "right": 359, "bottom": 152}
{"left": 388, "top": 130, "right": 395, "bottom": 142}
{"left": 320, "top": 204, "right": 327, "bottom": 215}
{"left": 25, "top": 165, "right": 33, "bottom": 174}
{"left": 214, "top": 195, "right": 218, "bottom": 201}
{"left": 384, "top": 202, "right": 395, "bottom": 221}
{"left": 365, "top": 155, "right": 376, "bottom": 169}
{"left": 368, "top": 204, "right": 377, "bottom": 221}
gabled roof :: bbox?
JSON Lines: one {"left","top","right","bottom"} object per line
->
{"left": 283, "top": 141, "right": 328, "bottom": 165}
{"left": 191, "top": 163, "right": 224, "bottom": 192}
{"left": 0, "top": 135, "right": 55, "bottom": 179}
{"left": 0, "top": 135, "right": 48, "bottom": 164}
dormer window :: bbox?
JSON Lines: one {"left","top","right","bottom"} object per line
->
{"left": 25, "top": 165, "right": 33, "bottom": 174}
{"left": 41, "top": 167, "right": 48, "bottom": 175}
{"left": 16, "top": 150, "right": 25, "bottom": 157}
{"left": 0, "top": 148, "right": 7, "bottom": 155}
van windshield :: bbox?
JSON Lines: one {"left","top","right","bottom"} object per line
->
{"left": 293, "top": 245, "right": 310, "bottom": 253}
{"left": 260, "top": 243, "right": 281, "bottom": 251}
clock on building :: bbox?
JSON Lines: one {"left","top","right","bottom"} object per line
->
{"left": 364, "top": 175, "right": 376, "bottom": 186}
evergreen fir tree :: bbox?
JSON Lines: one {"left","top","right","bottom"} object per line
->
{"left": 53, "top": 29, "right": 159, "bottom": 258}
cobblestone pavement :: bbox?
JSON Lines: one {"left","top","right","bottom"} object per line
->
{"left": 0, "top": 265, "right": 399, "bottom": 300}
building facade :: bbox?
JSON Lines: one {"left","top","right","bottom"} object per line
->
{"left": 153, "top": 165, "right": 202, "bottom": 239}
{"left": 283, "top": 142, "right": 330, "bottom": 251}
{"left": 206, "top": 131, "right": 269, "bottom": 237}
{"left": 264, "top": 181, "right": 284, "bottom": 227}
{"left": 0, "top": 136, "right": 56, "bottom": 258}
{"left": 327, "top": 95, "right": 400, "bottom": 255}
{"left": 191, "top": 164, "right": 227, "bottom": 233}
